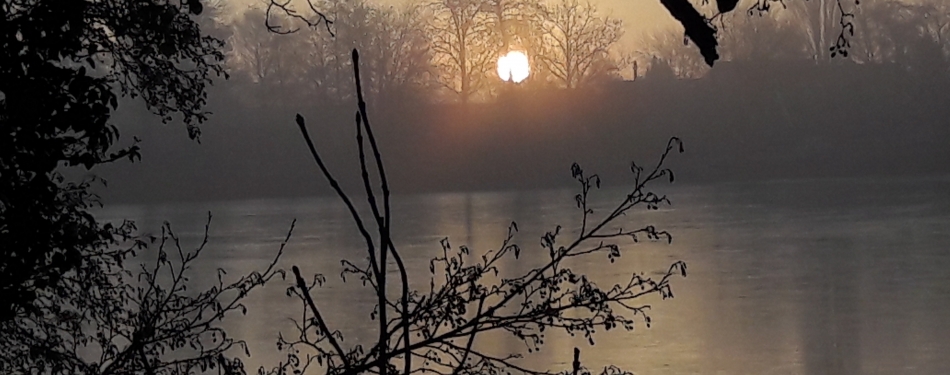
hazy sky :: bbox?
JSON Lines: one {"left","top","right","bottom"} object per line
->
{"left": 228, "top": 0, "right": 681, "bottom": 50}
{"left": 382, "top": 0, "right": 680, "bottom": 46}
{"left": 89, "top": 0, "right": 950, "bottom": 203}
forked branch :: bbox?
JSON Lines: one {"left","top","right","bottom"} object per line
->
{"left": 271, "top": 50, "right": 688, "bottom": 375}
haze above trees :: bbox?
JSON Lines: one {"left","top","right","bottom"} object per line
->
{"left": 207, "top": 0, "right": 950, "bottom": 106}
{"left": 83, "top": 0, "right": 950, "bottom": 203}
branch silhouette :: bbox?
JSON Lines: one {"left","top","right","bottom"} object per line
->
{"left": 659, "top": 0, "right": 721, "bottom": 66}
{"left": 267, "top": 49, "right": 688, "bottom": 375}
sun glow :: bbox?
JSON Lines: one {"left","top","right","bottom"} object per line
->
{"left": 496, "top": 51, "right": 530, "bottom": 83}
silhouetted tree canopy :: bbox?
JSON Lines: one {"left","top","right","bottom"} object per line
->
{"left": 0, "top": 3, "right": 283, "bottom": 374}
{"left": 0, "top": 0, "right": 224, "bottom": 320}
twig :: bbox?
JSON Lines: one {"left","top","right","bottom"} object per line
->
{"left": 292, "top": 266, "right": 351, "bottom": 368}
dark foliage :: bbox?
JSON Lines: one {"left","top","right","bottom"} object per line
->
{"left": 0, "top": 1, "right": 283, "bottom": 374}
{"left": 0, "top": 212, "right": 293, "bottom": 375}
{"left": 0, "top": 0, "right": 225, "bottom": 320}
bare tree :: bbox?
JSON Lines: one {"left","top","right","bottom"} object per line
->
{"left": 786, "top": 0, "right": 842, "bottom": 61}
{"left": 744, "top": 0, "right": 861, "bottom": 60}
{"left": 717, "top": 12, "right": 811, "bottom": 61}
{"left": 536, "top": 0, "right": 624, "bottom": 88}
{"left": 426, "top": 0, "right": 500, "bottom": 102}
{"left": 263, "top": 49, "right": 688, "bottom": 375}
{"left": 230, "top": 0, "right": 433, "bottom": 106}
{"left": 855, "top": 0, "right": 948, "bottom": 67}
{"left": 482, "top": 0, "right": 549, "bottom": 92}
{"left": 230, "top": 9, "right": 283, "bottom": 83}
{"left": 489, "top": 0, "right": 546, "bottom": 53}
{"left": 636, "top": 30, "right": 711, "bottom": 79}
{"left": 353, "top": 2, "right": 434, "bottom": 106}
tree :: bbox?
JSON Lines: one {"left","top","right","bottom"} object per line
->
{"left": 0, "top": 214, "right": 292, "bottom": 375}
{"left": 480, "top": 0, "right": 548, "bottom": 92}
{"left": 426, "top": 0, "right": 499, "bottom": 102}
{"left": 788, "top": 0, "right": 844, "bottom": 61}
{"left": 246, "top": 0, "right": 431, "bottom": 107}
{"left": 636, "top": 30, "right": 710, "bottom": 78}
{"left": 333, "top": 1, "right": 433, "bottom": 106}
{"left": 716, "top": 12, "right": 811, "bottom": 62}
{"left": 847, "top": 0, "right": 949, "bottom": 73}
{"left": 488, "top": 0, "right": 546, "bottom": 59}
{"left": 0, "top": 1, "right": 303, "bottom": 374}
{"left": 264, "top": 50, "right": 688, "bottom": 375}
{"left": 1, "top": 0, "right": 224, "bottom": 321}
{"left": 229, "top": 8, "right": 310, "bottom": 102}
{"left": 536, "top": 0, "right": 624, "bottom": 88}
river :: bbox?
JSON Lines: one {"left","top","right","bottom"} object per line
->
{"left": 95, "top": 175, "right": 950, "bottom": 375}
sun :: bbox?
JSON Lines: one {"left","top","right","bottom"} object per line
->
{"left": 497, "top": 51, "right": 530, "bottom": 83}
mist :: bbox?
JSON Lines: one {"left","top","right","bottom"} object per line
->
{"left": 8, "top": 0, "right": 950, "bottom": 374}
{"left": 86, "top": 0, "right": 949, "bottom": 203}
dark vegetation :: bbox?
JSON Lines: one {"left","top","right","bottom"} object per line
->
{"left": 1, "top": 0, "right": 945, "bottom": 374}
{"left": 0, "top": 0, "right": 300, "bottom": 373}
{"left": 1, "top": 0, "right": 223, "bottom": 322}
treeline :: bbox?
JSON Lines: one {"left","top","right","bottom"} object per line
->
{"left": 643, "top": 0, "right": 950, "bottom": 77}
{"left": 198, "top": 0, "right": 950, "bottom": 107}
{"left": 87, "top": 0, "right": 950, "bottom": 202}
{"left": 201, "top": 0, "right": 629, "bottom": 106}
{"left": 96, "top": 59, "right": 950, "bottom": 202}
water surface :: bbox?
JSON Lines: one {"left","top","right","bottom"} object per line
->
{"left": 96, "top": 176, "right": 950, "bottom": 375}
